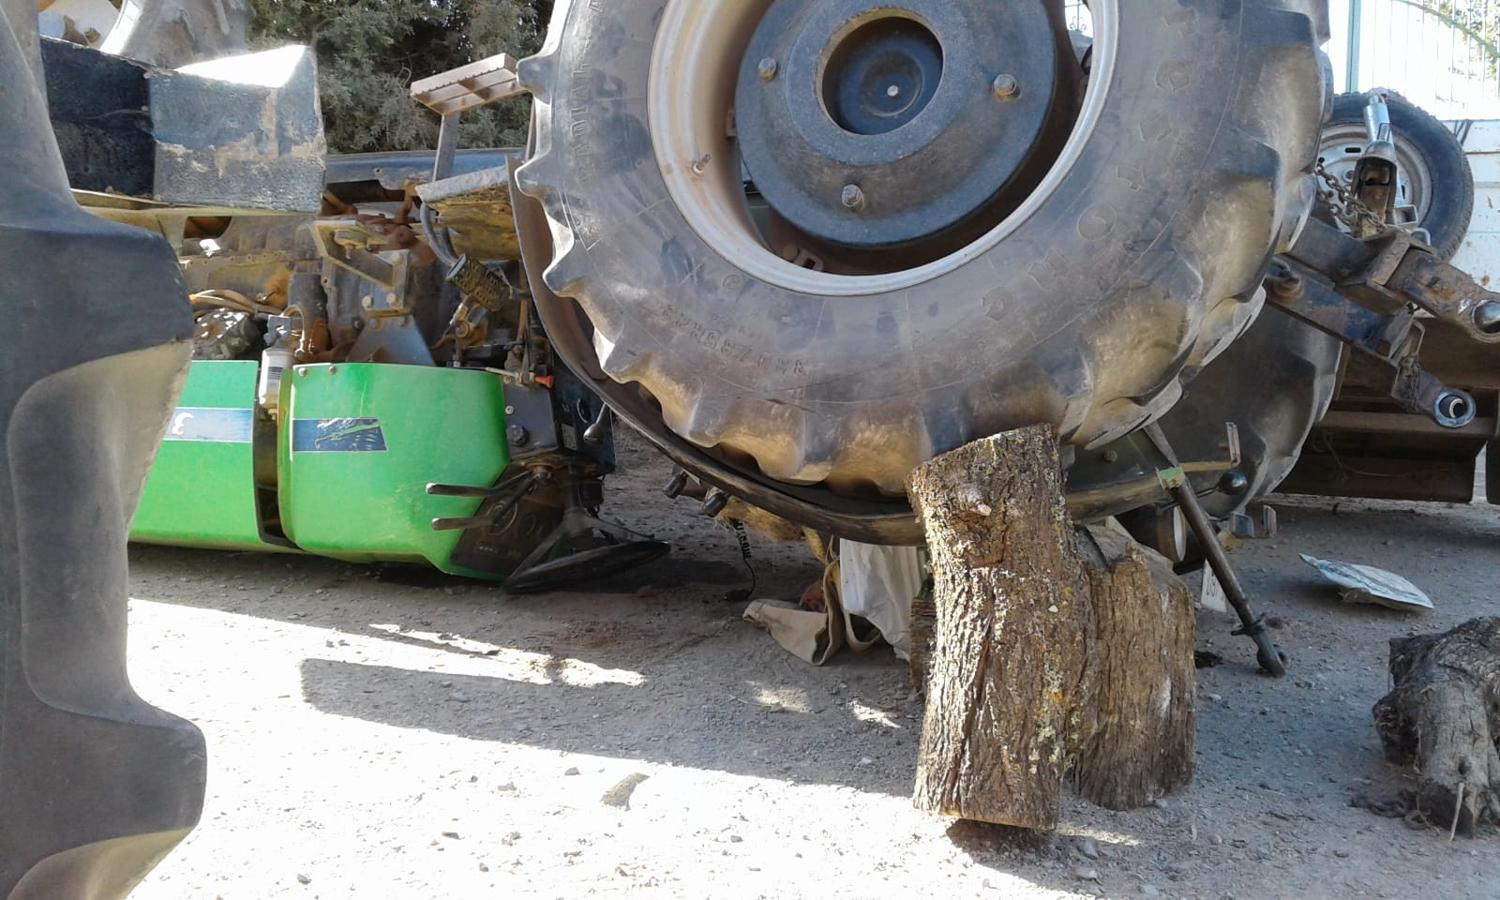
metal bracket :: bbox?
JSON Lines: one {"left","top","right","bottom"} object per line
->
{"left": 1351, "top": 91, "right": 1399, "bottom": 236}
{"left": 1270, "top": 219, "right": 1484, "bottom": 430}
{"left": 411, "top": 54, "right": 524, "bottom": 182}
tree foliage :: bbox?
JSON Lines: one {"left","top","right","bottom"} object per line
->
{"left": 248, "top": 0, "right": 547, "bottom": 153}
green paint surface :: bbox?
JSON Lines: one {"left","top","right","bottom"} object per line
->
{"left": 132, "top": 360, "right": 273, "bottom": 550}
{"left": 278, "top": 364, "right": 511, "bottom": 577}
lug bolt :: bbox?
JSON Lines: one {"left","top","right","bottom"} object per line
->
{"left": 1473, "top": 300, "right": 1500, "bottom": 335}
{"left": 701, "top": 489, "right": 730, "bottom": 518}
{"left": 758, "top": 57, "right": 779, "bottom": 82}
{"left": 841, "top": 184, "right": 866, "bottom": 212}
{"left": 992, "top": 74, "right": 1020, "bottom": 100}
{"left": 506, "top": 424, "right": 530, "bottom": 447}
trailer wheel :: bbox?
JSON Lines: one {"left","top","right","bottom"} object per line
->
{"left": 1317, "top": 91, "right": 1474, "bottom": 260}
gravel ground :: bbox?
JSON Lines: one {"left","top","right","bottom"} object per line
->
{"left": 125, "top": 436, "right": 1500, "bottom": 899}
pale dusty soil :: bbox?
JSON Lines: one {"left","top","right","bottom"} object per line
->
{"left": 126, "top": 436, "right": 1500, "bottom": 899}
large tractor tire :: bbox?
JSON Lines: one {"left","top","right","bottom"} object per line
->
{"left": 519, "top": 1, "right": 1330, "bottom": 499}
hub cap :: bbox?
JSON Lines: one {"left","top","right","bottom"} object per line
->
{"left": 735, "top": 0, "right": 1067, "bottom": 248}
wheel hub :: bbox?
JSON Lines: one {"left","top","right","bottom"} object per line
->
{"left": 735, "top": 0, "right": 1067, "bottom": 248}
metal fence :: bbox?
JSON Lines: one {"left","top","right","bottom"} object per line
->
{"left": 1337, "top": 0, "right": 1500, "bottom": 117}
{"left": 1062, "top": 1, "right": 1500, "bottom": 117}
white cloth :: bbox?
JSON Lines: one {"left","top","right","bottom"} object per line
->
{"left": 838, "top": 541, "right": 924, "bottom": 660}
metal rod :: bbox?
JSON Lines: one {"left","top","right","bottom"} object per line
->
{"left": 1145, "top": 425, "right": 1286, "bottom": 677}
{"left": 1346, "top": 0, "right": 1363, "bottom": 92}
{"left": 433, "top": 111, "right": 461, "bottom": 182}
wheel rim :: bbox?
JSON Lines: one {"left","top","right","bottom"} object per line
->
{"left": 647, "top": 0, "right": 1118, "bottom": 296}
{"left": 1316, "top": 123, "right": 1434, "bottom": 228}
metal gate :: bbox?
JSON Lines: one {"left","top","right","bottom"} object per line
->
{"left": 1336, "top": 0, "right": 1500, "bottom": 117}
{"left": 1063, "top": 1, "right": 1500, "bottom": 117}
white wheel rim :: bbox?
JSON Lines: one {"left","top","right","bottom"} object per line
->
{"left": 647, "top": 0, "right": 1119, "bottom": 297}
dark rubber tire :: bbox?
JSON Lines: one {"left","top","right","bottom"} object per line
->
{"left": 1158, "top": 309, "right": 1342, "bottom": 519}
{"left": 519, "top": 1, "right": 1330, "bottom": 495}
{"left": 1322, "top": 91, "right": 1475, "bottom": 260}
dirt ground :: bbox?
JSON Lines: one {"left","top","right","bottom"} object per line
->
{"left": 124, "top": 435, "right": 1500, "bottom": 899}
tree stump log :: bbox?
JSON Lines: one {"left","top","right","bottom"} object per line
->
{"left": 1071, "top": 525, "right": 1196, "bottom": 810}
{"left": 1373, "top": 617, "right": 1500, "bottom": 835}
{"left": 907, "top": 426, "right": 1195, "bottom": 829}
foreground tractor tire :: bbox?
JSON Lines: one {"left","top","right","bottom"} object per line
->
{"left": 519, "top": 1, "right": 1330, "bottom": 499}
{"left": 1, "top": 4, "right": 205, "bottom": 896}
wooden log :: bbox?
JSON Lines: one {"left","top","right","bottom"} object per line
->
{"left": 907, "top": 426, "right": 1090, "bottom": 830}
{"left": 1372, "top": 617, "right": 1500, "bottom": 835}
{"left": 1071, "top": 525, "right": 1196, "bottom": 810}
{"left": 907, "top": 427, "right": 1196, "bottom": 828}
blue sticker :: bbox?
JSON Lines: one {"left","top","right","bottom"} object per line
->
{"left": 163, "top": 407, "right": 253, "bottom": 444}
{"left": 292, "top": 418, "right": 388, "bottom": 453}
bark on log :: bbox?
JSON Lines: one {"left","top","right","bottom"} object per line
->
{"left": 908, "top": 426, "right": 1088, "bottom": 830}
{"left": 1373, "top": 617, "right": 1500, "bottom": 835}
{"left": 1071, "top": 526, "right": 1196, "bottom": 810}
{"left": 907, "top": 426, "right": 1196, "bottom": 829}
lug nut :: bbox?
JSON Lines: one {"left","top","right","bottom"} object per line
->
{"left": 992, "top": 74, "right": 1020, "bottom": 100}
{"left": 1218, "top": 470, "right": 1250, "bottom": 496}
{"left": 701, "top": 489, "right": 730, "bottom": 518}
{"left": 506, "top": 424, "right": 530, "bottom": 447}
{"left": 841, "top": 184, "right": 866, "bottom": 212}
{"left": 1473, "top": 300, "right": 1500, "bottom": 335}
{"left": 757, "top": 57, "right": 779, "bottom": 82}
{"left": 664, "top": 470, "right": 690, "bottom": 499}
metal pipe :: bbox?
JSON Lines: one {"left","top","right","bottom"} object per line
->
{"left": 1145, "top": 425, "right": 1286, "bottom": 677}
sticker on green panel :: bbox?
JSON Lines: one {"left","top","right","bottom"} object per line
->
{"left": 291, "top": 417, "right": 388, "bottom": 453}
{"left": 164, "top": 407, "right": 254, "bottom": 443}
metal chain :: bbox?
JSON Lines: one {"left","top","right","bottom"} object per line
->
{"left": 1314, "top": 159, "right": 1388, "bottom": 235}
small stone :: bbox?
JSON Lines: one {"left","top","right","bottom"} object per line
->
{"left": 729, "top": 835, "right": 744, "bottom": 844}
{"left": 564, "top": 767, "right": 580, "bottom": 776}
{"left": 502, "top": 831, "right": 521, "bottom": 846}
{"left": 1207, "top": 693, "right": 1223, "bottom": 703}
{"left": 1334, "top": 849, "right": 1350, "bottom": 858}
{"left": 296, "top": 874, "right": 311, "bottom": 885}
{"left": 1152, "top": 798, "right": 1169, "bottom": 809}
{"left": 496, "top": 782, "right": 517, "bottom": 793}
{"left": 1074, "top": 866, "right": 1101, "bottom": 882}
{"left": 1141, "top": 886, "right": 1162, "bottom": 897}
{"left": 1077, "top": 838, "right": 1100, "bottom": 860}
{"left": 442, "top": 831, "right": 461, "bottom": 840}
{"left": 449, "top": 692, "right": 470, "bottom": 704}
{"left": 478, "top": 862, "right": 490, "bottom": 872}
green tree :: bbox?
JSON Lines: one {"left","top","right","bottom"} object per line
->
{"left": 249, "top": 0, "right": 544, "bottom": 153}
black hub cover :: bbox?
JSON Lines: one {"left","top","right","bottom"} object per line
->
{"left": 736, "top": 0, "right": 1062, "bottom": 248}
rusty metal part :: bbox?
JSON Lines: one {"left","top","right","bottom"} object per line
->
{"left": 1349, "top": 92, "right": 1400, "bottom": 236}
{"left": 1269, "top": 219, "right": 1491, "bottom": 429}
{"left": 1283, "top": 218, "right": 1500, "bottom": 343}
{"left": 415, "top": 165, "right": 522, "bottom": 262}
{"left": 1282, "top": 316, "right": 1500, "bottom": 505}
